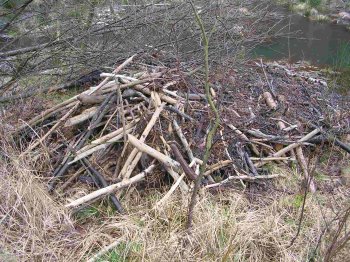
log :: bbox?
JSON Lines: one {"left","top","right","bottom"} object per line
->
{"left": 263, "top": 92, "right": 277, "bottom": 110}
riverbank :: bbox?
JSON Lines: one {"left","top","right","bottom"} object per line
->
{"left": 276, "top": 0, "right": 350, "bottom": 27}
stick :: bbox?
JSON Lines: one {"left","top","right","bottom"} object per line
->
{"left": 169, "top": 142, "right": 197, "bottom": 180}
{"left": 251, "top": 156, "right": 296, "bottom": 162}
{"left": 127, "top": 134, "right": 180, "bottom": 169}
{"left": 155, "top": 159, "right": 197, "bottom": 208}
{"left": 69, "top": 131, "right": 130, "bottom": 165}
{"left": 263, "top": 91, "right": 277, "bottom": 110}
{"left": 87, "top": 54, "right": 136, "bottom": 95}
{"left": 255, "top": 128, "right": 320, "bottom": 168}
{"left": 173, "top": 119, "right": 194, "bottom": 161}
{"left": 295, "top": 147, "right": 316, "bottom": 193}
{"left": 205, "top": 174, "right": 282, "bottom": 188}
{"left": 48, "top": 94, "right": 116, "bottom": 190}
{"left": 65, "top": 106, "right": 98, "bottom": 127}
{"left": 272, "top": 128, "right": 320, "bottom": 157}
{"left": 119, "top": 102, "right": 165, "bottom": 179}
{"left": 204, "top": 160, "right": 233, "bottom": 177}
{"left": 80, "top": 158, "right": 124, "bottom": 213}
{"left": 166, "top": 105, "right": 193, "bottom": 121}
{"left": 25, "top": 103, "right": 80, "bottom": 152}
{"left": 65, "top": 164, "right": 156, "bottom": 208}
{"left": 154, "top": 174, "right": 185, "bottom": 208}
{"left": 87, "top": 239, "right": 124, "bottom": 262}
{"left": 228, "top": 124, "right": 260, "bottom": 156}
{"left": 132, "top": 85, "right": 177, "bottom": 105}
{"left": 219, "top": 129, "right": 245, "bottom": 186}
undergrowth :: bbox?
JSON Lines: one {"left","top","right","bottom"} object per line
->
{"left": 0, "top": 136, "right": 349, "bottom": 261}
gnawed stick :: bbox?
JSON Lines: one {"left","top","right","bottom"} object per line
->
{"left": 166, "top": 105, "right": 193, "bottom": 121}
{"left": 244, "top": 150, "right": 259, "bottom": 176}
{"left": 87, "top": 54, "right": 136, "bottom": 95}
{"left": 65, "top": 164, "right": 156, "bottom": 208}
{"left": 272, "top": 128, "right": 320, "bottom": 157}
{"left": 80, "top": 158, "right": 124, "bottom": 213}
{"left": 127, "top": 134, "right": 189, "bottom": 193}
{"left": 65, "top": 106, "right": 98, "bottom": 127}
{"left": 228, "top": 124, "right": 260, "bottom": 156}
{"left": 251, "top": 156, "right": 296, "bottom": 162}
{"left": 154, "top": 160, "right": 196, "bottom": 208}
{"left": 263, "top": 91, "right": 295, "bottom": 161}
{"left": 263, "top": 92, "right": 277, "bottom": 110}
{"left": 132, "top": 84, "right": 177, "bottom": 105}
{"left": 128, "top": 134, "right": 180, "bottom": 169}
{"left": 169, "top": 142, "right": 197, "bottom": 180}
{"left": 219, "top": 129, "right": 245, "bottom": 187}
{"left": 204, "top": 160, "right": 233, "bottom": 177}
{"left": 119, "top": 102, "right": 165, "bottom": 179}
{"left": 58, "top": 168, "right": 84, "bottom": 192}
{"left": 68, "top": 131, "right": 130, "bottom": 165}
{"left": 173, "top": 119, "right": 194, "bottom": 161}
{"left": 90, "top": 120, "right": 139, "bottom": 146}
{"left": 205, "top": 174, "right": 283, "bottom": 189}
{"left": 255, "top": 128, "right": 320, "bottom": 168}
{"left": 295, "top": 147, "right": 316, "bottom": 193}
{"left": 14, "top": 78, "right": 149, "bottom": 136}
{"left": 48, "top": 93, "right": 116, "bottom": 190}
{"left": 163, "top": 166, "right": 189, "bottom": 193}
{"left": 77, "top": 94, "right": 106, "bottom": 105}
{"left": 154, "top": 174, "right": 185, "bottom": 208}
{"left": 24, "top": 102, "right": 80, "bottom": 153}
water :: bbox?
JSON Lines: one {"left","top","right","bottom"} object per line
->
{"left": 251, "top": 13, "right": 350, "bottom": 68}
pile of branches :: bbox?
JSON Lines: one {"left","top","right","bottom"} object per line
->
{"left": 12, "top": 55, "right": 350, "bottom": 214}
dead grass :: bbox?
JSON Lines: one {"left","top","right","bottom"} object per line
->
{"left": 1, "top": 136, "right": 349, "bottom": 262}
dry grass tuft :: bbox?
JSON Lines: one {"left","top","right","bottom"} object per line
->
{"left": 1, "top": 135, "right": 349, "bottom": 261}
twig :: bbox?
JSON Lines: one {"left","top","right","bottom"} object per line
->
{"left": 205, "top": 174, "right": 282, "bottom": 189}
{"left": 87, "top": 239, "right": 124, "bottom": 262}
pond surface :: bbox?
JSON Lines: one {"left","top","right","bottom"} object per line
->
{"left": 251, "top": 13, "right": 350, "bottom": 68}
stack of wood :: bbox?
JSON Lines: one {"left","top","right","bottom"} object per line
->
{"left": 14, "top": 55, "right": 350, "bottom": 213}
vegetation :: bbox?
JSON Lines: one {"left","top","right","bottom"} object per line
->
{"left": 0, "top": 1, "right": 349, "bottom": 262}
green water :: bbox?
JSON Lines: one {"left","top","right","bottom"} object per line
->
{"left": 252, "top": 13, "right": 350, "bottom": 68}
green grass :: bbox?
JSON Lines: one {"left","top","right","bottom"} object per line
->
{"left": 308, "top": 0, "right": 321, "bottom": 8}
{"left": 96, "top": 242, "right": 142, "bottom": 262}
{"left": 74, "top": 206, "right": 100, "bottom": 223}
{"left": 330, "top": 41, "right": 350, "bottom": 94}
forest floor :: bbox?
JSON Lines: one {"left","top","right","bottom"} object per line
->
{"left": 0, "top": 56, "right": 349, "bottom": 262}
